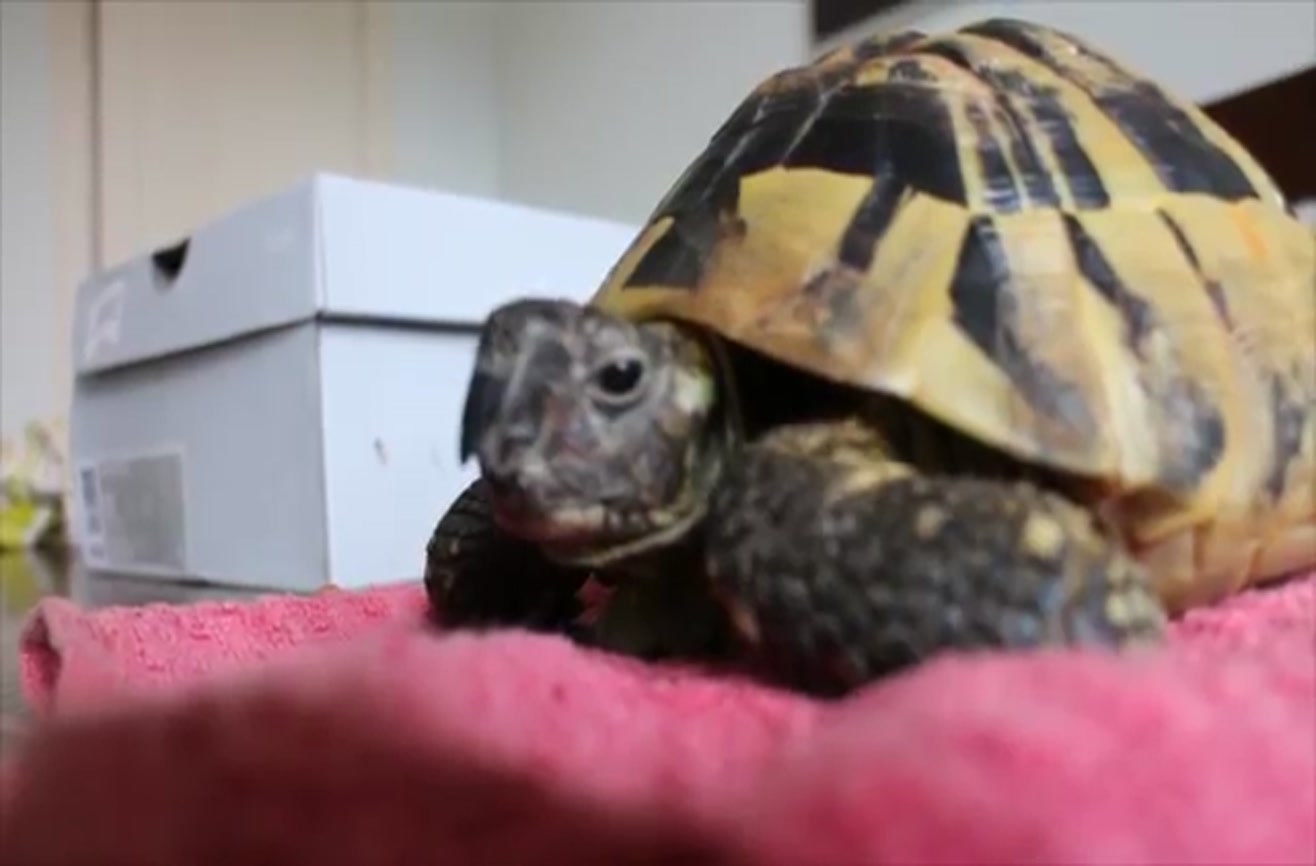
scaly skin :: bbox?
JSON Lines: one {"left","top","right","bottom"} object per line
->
{"left": 705, "top": 419, "right": 1166, "bottom": 696}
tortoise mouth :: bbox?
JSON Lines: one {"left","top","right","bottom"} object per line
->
{"left": 486, "top": 481, "right": 710, "bottom": 569}
{"left": 488, "top": 492, "right": 602, "bottom": 543}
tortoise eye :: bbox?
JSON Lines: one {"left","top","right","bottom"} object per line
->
{"left": 590, "top": 356, "right": 647, "bottom": 405}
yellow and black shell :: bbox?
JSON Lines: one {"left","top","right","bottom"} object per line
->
{"left": 590, "top": 18, "right": 1316, "bottom": 613}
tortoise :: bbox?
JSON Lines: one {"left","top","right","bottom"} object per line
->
{"left": 423, "top": 17, "right": 1316, "bottom": 696}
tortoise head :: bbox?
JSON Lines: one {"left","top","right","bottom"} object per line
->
{"left": 459, "top": 298, "right": 723, "bottom": 567}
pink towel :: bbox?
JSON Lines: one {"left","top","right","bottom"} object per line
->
{"left": 4, "top": 573, "right": 1315, "bottom": 866}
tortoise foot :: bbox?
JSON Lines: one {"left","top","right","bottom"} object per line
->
{"left": 705, "top": 423, "right": 1167, "bottom": 697}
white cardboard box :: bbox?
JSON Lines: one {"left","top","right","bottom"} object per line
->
{"left": 67, "top": 173, "right": 639, "bottom": 592}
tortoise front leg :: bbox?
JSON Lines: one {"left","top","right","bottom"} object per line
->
{"left": 424, "top": 479, "right": 592, "bottom": 635}
{"left": 703, "top": 421, "right": 1167, "bottom": 697}
{"left": 589, "top": 563, "right": 740, "bottom": 664}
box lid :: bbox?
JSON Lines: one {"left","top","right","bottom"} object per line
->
{"left": 72, "top": 174, "right": 641, "bottom": 375}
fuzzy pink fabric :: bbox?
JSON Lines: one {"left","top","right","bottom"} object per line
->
{"left": 3, "top": 574, "right": 1315, "bottom": 866}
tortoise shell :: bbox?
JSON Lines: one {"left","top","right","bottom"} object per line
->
{"left": 589, "top": 18, "right": 1315, "bottom": 608}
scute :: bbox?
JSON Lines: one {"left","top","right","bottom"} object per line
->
{"left": 589, "top": 18, "right": 1315, "bottom": 532}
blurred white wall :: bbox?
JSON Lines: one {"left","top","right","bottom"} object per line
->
{"left": 494, "top": 1, "right": 807, "bottom": 224}
{"left": 1, "top": 2, "right": 58, "bottom": 437}
{"left": 389, "top": 1, "right": 502, "bottom": 200}
{"left": 386, "top": 1, "right": 807, "bottom": 222}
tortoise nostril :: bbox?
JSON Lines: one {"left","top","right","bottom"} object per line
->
{"left": 482, "top": 423, "right": 538, "bottom": 479}
{"left": 481, "top": 471, "right": 539, "bottom": 529}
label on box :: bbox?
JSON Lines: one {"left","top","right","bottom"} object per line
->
{"left": 76, "top": 449, "right": 188, "bottom": 573}
{"left": 75, "top": 463, "right": 105, "bottom": 562}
